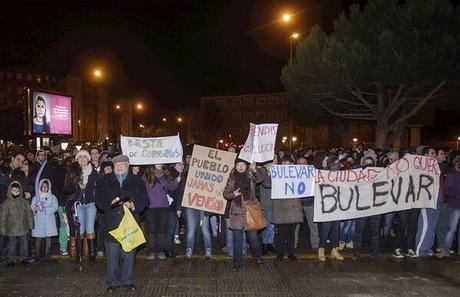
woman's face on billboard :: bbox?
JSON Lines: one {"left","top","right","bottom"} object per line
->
{"left": 36, "top": 99, "right": 46, "bottom": 117}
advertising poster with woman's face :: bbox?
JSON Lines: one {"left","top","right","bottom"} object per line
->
{"left": 32, "top": 92, "right": 72, "bottom": 135}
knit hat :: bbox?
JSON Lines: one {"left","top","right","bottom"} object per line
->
{"left": 234, "top": 157, "right": 250, "bottom": 166}
{"left": 75, "top": 149, "right": 91, "bottom": 161}
{"left": 112, "top": 154, "right": 129, "bottom": 163}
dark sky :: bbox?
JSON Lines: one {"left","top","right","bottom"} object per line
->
{"left": 0, "top": 0, "right": 362, "bottom": 108}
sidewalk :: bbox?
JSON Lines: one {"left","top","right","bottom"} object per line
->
{"left": 1, "top": 252, "right": 460, "bottom": 297}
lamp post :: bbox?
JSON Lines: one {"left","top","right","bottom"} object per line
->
{"left": 77, "top": 120, "right": 81, "bottom": 141}
{"left": 290, "top": 32, "right": 299, "bottom": 63}
{"left": 457, "top": 136, "right": 460, "bottom": 150}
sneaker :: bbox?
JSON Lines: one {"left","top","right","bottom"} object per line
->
{"left": 157, "top": 252, "right": 167, "bottom": 260}
{"left": 256, "top": 259, "right": 264, "bottom": 266}
{"left": 60, "top": 251, "right": 69, "bottom": 256}
{"left": 147, "top": 253, "right": 156, "bottom": 261}
{"left": 205, "top": 249, "right": 212, "bottom": 259}
{"left": 392, "top": 248, "right": 405, "bottom": 259}
{"left": 185, "top": 248, "right": 192, "bottom": 259}
{"left": 97, "top": 251, "right": 104, "bottom": 257}
{"left": 406, "top": 249, "right": 418, "bottom": 258}
{"left": 338, "top": 241, "right": 346, "bottom": 251}
{"left": 174, "top": 235, "right": 181, "bottom": 245}
{"left": 107, "top": 286, "right": 119, "bottom": 294}
{"left": 123, "top": 284, "right": 135, "bottom": 292}
{"left": 345, "top": 241, "right": 354, "bottom": 249}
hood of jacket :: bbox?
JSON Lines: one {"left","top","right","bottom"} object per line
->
{"left": 6, "top": 181, "right": 24, "bottom": 200}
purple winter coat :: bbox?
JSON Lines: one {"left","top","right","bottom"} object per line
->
{"left": 444, "top": 171, "right": 460, "bottom": 209}
{"left": 143, "top": 176, "right": 179, "bottom": 208}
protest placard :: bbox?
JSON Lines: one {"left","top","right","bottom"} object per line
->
{"left": 270, "top": 165, "right": 316, "bottom": 199}
{"left": 239, "top": 123, "right": 278, "bottom": 163}
{"left": 314, "top": 155, "right": 440, "bottom": 222}
{"left": 120, "top": 134, "right": 183, "bottom": 165}
{"left": 181, "top": 145, "right": 236, "bottom": 214}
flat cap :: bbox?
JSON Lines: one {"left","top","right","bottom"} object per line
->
{"left": 111, "top": 154, "right": 129, "bottom": 163}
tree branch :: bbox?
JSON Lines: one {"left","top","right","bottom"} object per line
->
{"left": 320, "top": 102, "right": 375, "bottom": 120}
{"left": 387, "top": 80, "right": 446, "bottom": 131}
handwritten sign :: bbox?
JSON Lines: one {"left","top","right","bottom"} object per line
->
{"left": 239, "top": 123, "right": 278, "bottom": 163}
{"left": 120, "top": 134, "right": 182, "bottom": 165}
{"left": 314, "top": 155, "right": 440, "bottom": 222}
{"left": 181, "top": 145, "right": 236, "bottom": 214}
{"left": 270, "top": 165, "right": 316, "bottom": 199}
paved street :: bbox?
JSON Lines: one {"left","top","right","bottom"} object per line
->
{"left": 1, "top": 250, "right": 460, "bottom": 297}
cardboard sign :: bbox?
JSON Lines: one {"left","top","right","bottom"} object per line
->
{"left": 120, "top": 134, "right": 183, "bottom": 165}
{"left": 314, "top": 155, "right": 440, "bottom": 222}
{"left": 181, "top": 145, "right": 236, "bottom": 214}
{"left": 239, "top": 123, "right": 278, "bottom": 163}
{"left": 270, "top": 165, "right": 316, "bottom": 199}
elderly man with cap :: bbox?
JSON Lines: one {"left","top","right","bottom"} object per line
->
{"left": 95, "top": 154, "right": 148, "bottom": 294}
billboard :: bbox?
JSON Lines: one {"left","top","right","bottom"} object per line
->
{"left": 31, "top": 91, "right": 72, "bottom": 135}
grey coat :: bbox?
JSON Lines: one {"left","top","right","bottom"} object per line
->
{"left": 0, "top": 182, "right": 34, "bottom": 237}
{"left": 223, "top": 170, "right": 262, "bottom": 230}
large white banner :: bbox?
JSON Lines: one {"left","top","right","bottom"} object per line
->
{"left": 120, "top": 134, "right": 183, "bottom": 165}
{"left": 239, "top": 123, "right": 278, "bottom": 163}
{"left": 181, "top": 145, "right": 236, "bottom": 214}
{"left": 270, "top": 165, "right": 316, "bottom": 199}
{"left": 314, "top": 155, "right": 440, "bottom": 222}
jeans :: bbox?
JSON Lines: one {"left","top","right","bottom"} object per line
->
{"left": 164, "top": 211, "right": 178, "bottom": 253}
{"left": 144, "top": 208, "right": 168, "bottom": 253}
{"left": 210, "top": 215, "right": 218, "bottom": 236}
{"left": 442, "top": 208, "right": 460, "bottom": 253}
{"left": 353, "top": 215, "right": 380, "bottom": 255}
{"left": 8, "top": 235, "right": 29, "bottom": 263}
{"left": 340, "top": 220, "right": 355, "bottom": 242}
{"left": 76, "top": 202, "right": 97, "bottom": 235}
{"left": 436, "top": 201, "right": 449, "bottom": 249}
{"left": 303, "top": 205, "right": 319, "bottom": 249}
{"left": 0, "top": 235, "right": 8, "bottom": 260}
{"left": 232, "top": 229, "right": 261, "bottom": 267}
{"left": 262, "top": 209, "right": 275, "bottom": 244}
{"left": 57, "top": 206, "right": 68, "bottom": 253}
{"left": 186, "top": 208, "right": 211, "bottom": 251}
{"left": 382, "top": 212, "right": 396, "bottom": 240}
{"left": 105, "top": 241, "right": 135, "bottom": 287}
{"left": 319, "top": 221, "right": 340, "bottom": 248}
{"left": 225, "top": 218, "right": 246, "bottom": 256}
{"left": 416, "top": 207, "right": 437, "bottom": 256}
{"left": 275, "top": 224, "right": 296, "bottom": 256}
{"left": 34, "top": 237, "right": 52, "bottom": 259}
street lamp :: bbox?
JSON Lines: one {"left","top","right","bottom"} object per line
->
{"left": 177, "top": 117, "right": 183, "bottom": 123}
{"left": 282, "top": 13, "right": 291, "bottom": 22}
{"left": 136, "top": 103, "right": 143, "bottom": 110}
{"left": 77, "top": 120, "right": 81, "bottom": 141}
{"left": 292, "top": 136, "right": 298, "bottom": 148}
{"left": 162, "top": 117, "right": 167, "bottom": 122}
{"left": 115, "top": 104, "right": 121, "bottom": 110}
{"left": 139, "top": 124, "right": 145, "bottom": 129}
{"left": 457, "top": 136, "right": 460, "bottom": 150}
{"left": 290, "top": 32, "right": 299, "bottom": 63}
{"left": 353, "top": 138, "right": 358, "bottom": 143}
{"left": 93, "top": 69, "right": 102, "bottom": 79}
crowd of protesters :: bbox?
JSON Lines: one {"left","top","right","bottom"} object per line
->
{"left": 0, "top": 142, "right": 459, "bottom": 292}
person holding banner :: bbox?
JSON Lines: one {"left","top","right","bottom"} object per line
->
{"left": 318, "top": 156, "right": 344, "bottom": 262}
{"left": 95, "top": 154, "right": 148, "bottom": 293}
{"left": 223, "top": 158, "right": 263, "bottom": 271}
{"left": 352, "top": 157, "right": 382, "bottom": 260}
{"left": 143, "top": 164, "right": 179, "bottom": 260}
{"left": 257, "top": 159, "right": 277, "bottom": 256}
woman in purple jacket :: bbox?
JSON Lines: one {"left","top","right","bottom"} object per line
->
{"left": 437, "top": 156, "right": 460, "bottom": 258}
{"left": 143, "top": 164, "right": 179, "bottom": 260}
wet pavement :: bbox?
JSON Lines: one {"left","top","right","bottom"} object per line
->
{"left": 1, "top": 249, "right": 460, "bottom": 297}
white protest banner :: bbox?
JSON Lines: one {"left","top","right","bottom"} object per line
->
{"left": 120, "top": 134, "right": 182, "bottom": 165}
{"left": 239, "top": 123, "right": 278, "bottom": 163}
{"left": 270, "top": 165, "right": 316, "bottom": 199}
{"left": 314, "top": 155, "right": 440, "bottom": 222}
{"left": 181, "top": 145, "right": 236, "bottom": 215}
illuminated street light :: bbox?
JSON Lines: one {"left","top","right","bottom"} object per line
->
{"left": 282, "top": 136, "right": 288, "bottom": 141}
{"left": 291, "top": 32, "right": 299, "bottom": 39}
{"left": 162, "top": 117, "right": 167, "bottom": 122}
{"left": 136, "top": 103, "right": 143, "bottom": 110}
{"left": 291, "top": 136, "right": 298, "bottom": 142}
{"left": 457, "top": 136, "right": 460, "bottom": 150}
{"left": 139, "top": 124, "right": 145, "bottom": 129}
{"left": 289, "top": 32, "right": 300, "bottom": 63}
{"left": 177, "top": 117, "right": 183, "bottom": 123}
{"left": 219, "top": 139, "right": 224, "bottom": 144}
{"left": 115, "top": 104, "right": 121, "bottom": 110}
{"left": 282, "top": 13, "right": 291, "bottom": 22}
{"left": 93, "top": 68, "right": 102, "bottom": 79}
{"left": 353, "top": 138, "right": 358, "bottom": 143}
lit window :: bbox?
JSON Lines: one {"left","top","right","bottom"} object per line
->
{"left": 36, "top": 75, "right": 42, "bottom": 83}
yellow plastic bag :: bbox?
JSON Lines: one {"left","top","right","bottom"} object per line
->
{"left": 109, "top": 206, "right": 146, "bottom": 252}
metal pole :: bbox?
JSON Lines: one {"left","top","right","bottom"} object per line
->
{"left": 289, "top": 37, "right": 293, "bottom": 64}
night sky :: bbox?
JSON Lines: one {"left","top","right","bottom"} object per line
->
{"left": 0, "top": 1, "right": 363, "bottom": 108}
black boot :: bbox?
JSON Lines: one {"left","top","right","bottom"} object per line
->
{"left": 88, "top": 239, "right": 96, "bottom": 264}
{"left": 262, "top": 244, "right": 268, "bottom": 256}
